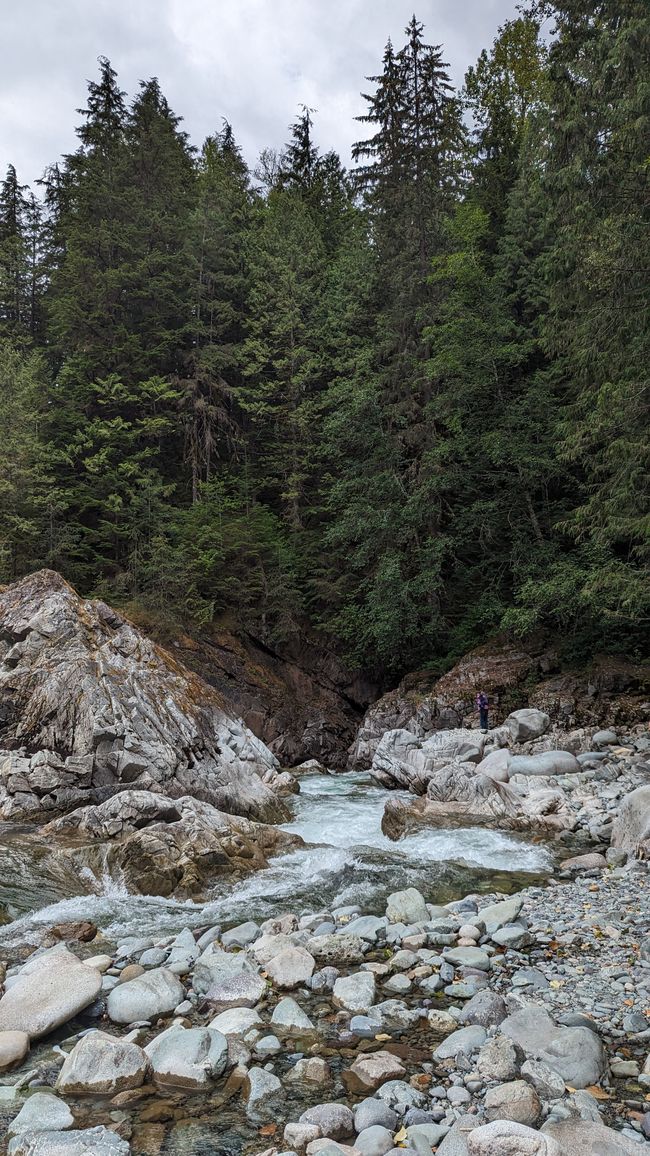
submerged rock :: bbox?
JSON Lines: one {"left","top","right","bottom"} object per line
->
{"left": 8, "top": 1128, "right": 131, "bottom": 1156}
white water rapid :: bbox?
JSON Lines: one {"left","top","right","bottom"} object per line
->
{"left": 0, "top": 773, "right": 551, "bottom": 948}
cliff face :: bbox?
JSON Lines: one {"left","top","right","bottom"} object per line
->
{"left": 0, "top": 570, "right": 287, "bottom": 823}
{"left": 157, "top": 622, "right": 377, "bottom": 770}
{"left": 350, "top": 639, "right": 649, "bottom": 768}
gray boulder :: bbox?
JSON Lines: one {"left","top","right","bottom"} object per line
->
{"left": 193, "top": 948, "right": 256, "bottom": 996}
{"left": 484, "top": 1079, "right": 541, "bottom": 1126}
{"left": 299, "top": 1102, "right": 355, "bottom": 1140}
{"left": 478, "top": 894, "right": 523, "bottom": 933}
{"left": 56, "top": 1030, "right": 148, "bottom": 1094}
{"left": 354, "top": 1099, "right": 398, "bottom": 1134}
{"left": 386, "top": 888, "right": 428, "bottom": 925}
{"left": 265, "top": 946, "right": 315, "bottom": 989}
{"left": 145, "top": 1024, "right": 228, "bottom": 1088}
{"left": 106, "top": 967, "right": 184, "bottom": 1024}
{"left": 433, "top": 1025, "right": 486, "bottom": 1060}
{"left": 0, "top": 946, "right": 101, "bottom": 1041}
{"left": 542, "top": 1118, "right": 643, "bottom": 1155}
{"left": 592, "top": 729, "right": 618, "bottom": 747}
{"left": 244, "top": 1066, "right": 283, "bottom": 1121}
{"left": 509, "top": 751, "right": 581, "bottom": 776}
{"left": 467, "top": 1121, "right": 561, "bottom": 1156}
{"left": 458, "top": 989, "right": 507, "bottom": 1027}
{"left": 500, "top": 1005, "right": 605, "bottom": 1088}
{"left": 355, "top": 1125, "right": 395, "bottom": 1156}
{"left": 505, "top": 709, "right": 550, "bottom": 742}
{"left": 8, "top": 1128, "right": 130, "bottom": 1156}
{"left": 611, "top": 784, "right": 650, "bottom": 859}
{"left": 8, "top": 1094, "right": 74, "bottom": 1136}
{"left": 271, "top": 996, "right": 315, "bottom": 1033}
{"left": 333, "top": 971, "right": 376, "bottom": 1014}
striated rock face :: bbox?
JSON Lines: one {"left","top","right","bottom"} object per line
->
{"left": 369, "top": 728, "right": 488, "bottom": 793}
{"left": 350, "top": 640, "right": 648, "bottom": 768}
{"left": 0, "top": 570, "right": 288, "bottom": 823}
{"left": 167, "top": 623, "right": 377, "bottom": 770}
{"left": 42, "top": 791, "right": 304, "bottom": 898}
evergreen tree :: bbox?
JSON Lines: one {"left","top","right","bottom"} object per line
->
{"left": 0, "top": 165, "right": 42, "bottom": 339}
{"left": 532, "top": 0, "right": 650, "bottom": 640}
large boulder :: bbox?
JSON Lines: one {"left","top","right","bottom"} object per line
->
{"left": 370, "top": 729, "right": 486, "bottom": 792}
{"left": 0, "top": 570, "right": 287, "bottom": 824}
{"left": 505, "top": 709, "right": 550, "bottom": 743}
{"left": 500, "top": 1005, "right": 605, "bottom": 1089}
{"left": 106, "top": 967, "right": 184, "bottom": 1024}
{"left": 611, "top": 784, "right": 650, "bottom": 859}
{"left": 43, "top": 791, "right": 303, "bottom": 898}
{"left": 467, "top": 1121, "right": 561, "bottom": 1156}
{"left": 542, "top": 1119, "right": 644, "bottom": 1155}
{"left": 0, "top": 945, "right": 102, "bottom": 1040}
{"left": 144, "top": 1024, "right": 229, "bottom": 1088}
{"left": 55, "top": 1031, "right": 148, "bottom": 1094}
{"left": 509, "top": 751, "right": 581, "bottom": 777}
{"left": 8, "top": 1129, "right": 131, "bottom": 1156}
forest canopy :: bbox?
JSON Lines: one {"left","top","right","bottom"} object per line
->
{"left": 0, "top": 1, "right": 648, "bottom": 678}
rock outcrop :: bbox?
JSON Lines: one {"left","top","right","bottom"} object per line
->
{"left": 42, "top": 791, "right": 304, "bottom": 897}
{"left": 0, "top": 570, "right": 288, "bottom": 823}
{"left": 350, "top": 639, "right": 648, "bottom": 767}
{"left": 165, "top": 621, "right": 377, "bottom": 770}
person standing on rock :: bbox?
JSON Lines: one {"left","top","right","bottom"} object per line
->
{"left": 476, "top": 690, "right": 489, "bottom": 733}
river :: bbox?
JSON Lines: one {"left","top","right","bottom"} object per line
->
{"left": 0, "top": 773, "right": 551, "bottom": 949}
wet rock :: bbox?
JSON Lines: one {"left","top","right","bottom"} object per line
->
{"left": 433, "top": 1025, "right": 486, "bottom": 1061}
{"left": 0, "top": 946, "right": 102, "bottom": 1041}
{"left": 271, "top": 996, "right": 315, "bottom": 1033}
{"left": 144, "top": 1024, "right": 228, "bottom": 1088}
{"left": 7, "top": 1127, "right": 131, "bottom": 1156}
{"left": 344, "top": 1050, "right": 406, "bottom": 1093}
{"left": 0, "top": 1029, "right": 30, "bottom": 1071}
{"left": 333, "top": 972, "right": 376, "bottom": 1014}
{"left": 505, "top": 709, "right": 550, "bottom": 742}
{"left": 467, "top": 1121, "right": 561, "bottom": 1156}
{"left": 299, "top": 1102, "right": 355, "bottom": 1141}
{"left": 500, "top": 1006, "right": 605, "bottom": 1089}
{"left": 542, "top": 1118, "right": 643, "bottom": 1155}
{"left": 56, "top": 1030, "right": 148, "bottom": 1094}
{"left": 484, "top": 1079, "right": 541, "bottom": 1126}
{"left": 386, "top": 888, "right": 428, "bottom": 925}
{"left": 266, "top": 946, "right": 316, "bottom": 989}
{"left": 285, "top": 1057, "right": 331, "bottom": 1086}
{"left": 244, "top": 1066, "right": 283, "bottom": 1121}
{"left": 106, "top": 967, "right": 184, "bottom": 1024}
{"left": 8, "top": 1093, "right": 74, "bottom": 1135}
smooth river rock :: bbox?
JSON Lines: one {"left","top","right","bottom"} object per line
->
{"left": 0, "top": 946, "right": 102, "bottom": 1041}
{"left": 106, "top": 967, "right": 184, "bottom": 1024}
{"left": 145, "top": 1024, "right": 229, "bottom": 1088}
{"left": 56, "top": 1030, "right": 148, "bottom": 1094}
{"left": 500, "top": 1005, "right": 605, "bottom": 1089}
{"left": 9, "top": 1093, "right": 74, "bottom": 1136}
{"left": 8, "top": 1128, "right": 131, "bottom": 1156}
{"left": 0, "top": 1030, "right": 30, "bottom": 1071}
{"left": 467, "top": 1120, "right": 561, "bottom": 1156}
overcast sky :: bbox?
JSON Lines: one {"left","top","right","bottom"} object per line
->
{"left": 1, "top": 0, "right": 519, "bottom": 187}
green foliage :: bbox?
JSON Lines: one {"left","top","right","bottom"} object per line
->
{"left": 0, "top": 9, "right": 647, "bottom": 676}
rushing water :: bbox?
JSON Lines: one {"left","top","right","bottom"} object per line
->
{"left": 0, "top": 773, "right": 551, "bottom": 949}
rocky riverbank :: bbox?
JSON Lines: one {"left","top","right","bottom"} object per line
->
{"left": 0, "top": 724, "right": 648, "bottom": 1155}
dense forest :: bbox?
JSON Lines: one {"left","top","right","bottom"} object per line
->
{"left": 0, "top": 0, "right": 647, "bottom": 680}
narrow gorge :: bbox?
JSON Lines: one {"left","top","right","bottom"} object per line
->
{"left": 0, "top": 571, "right": 647, "bottom": 1156}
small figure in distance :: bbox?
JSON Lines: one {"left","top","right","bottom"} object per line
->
{"left": 476, "top": 689, "right": 489, "bottom": 734}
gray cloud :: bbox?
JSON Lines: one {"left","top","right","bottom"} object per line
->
{"left": 1, "top": 0, "right": 519, "bottom": 187}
